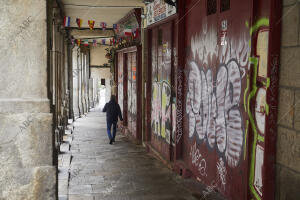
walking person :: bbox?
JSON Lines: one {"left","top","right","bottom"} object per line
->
{"left": 103, "top": 95, "right": 123, "bottom": 144}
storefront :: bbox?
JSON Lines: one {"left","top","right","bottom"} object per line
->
{"left": 145, "top": 0, "right": 178, "bottom": 161}
{"left": 115, "top": 9, "right": 142, "bottom": 142}
{"left": 145, "top": 0, "right": 281, "bottom": 199}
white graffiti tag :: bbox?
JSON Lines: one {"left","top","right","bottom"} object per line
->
{"left": 190, "top": 142, "right": 207, "bottom": 177}
{"left": 217, "top": 158, "right": 227, "bottom": 190}
{"left": 186, "top": 60, "right": 244, "bottom": 168}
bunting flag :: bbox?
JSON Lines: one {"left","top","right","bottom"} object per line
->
{"left": 64, "top": 16, "right": 70, "bottom": 27}
{"left": 76, "top": 18, "right": 83, "bottom": 28}
{"left": 88, "top": 20, "right": 95, "bottom": 30}
{"left": 100, "top": 22, "right": 107, "bottom": 30}
{"left": 101, "top": 39, "right": 106, "bottom": 45}
{"left": 83, "top": 39, "right": 89, "bottom": 46}
{"left": 113, "top": 24, "right": 118, "bottom": 30}
{"left": 76, "top": 39, "right": 81, "bottom": 46}
{"left": 133, "top": 28, "right": 139, "bottom": 39}
{"left": 124, "top": 27, "right": 132, "bottom": 36}
{"left": 93, "top": 40, "right": 97, "bottom": 47}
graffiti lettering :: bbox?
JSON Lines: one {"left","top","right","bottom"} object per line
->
{"left": 186, "top": 59, "right": 244, "bottom": 168}
{"left": 176, "top": 69, "right": 184, "bottom": 144}
{"left": 190, "top": 142, "right": 207, "bottom": 177}
{"left": 151, "top": 81, "right": 172, "bottom": 143}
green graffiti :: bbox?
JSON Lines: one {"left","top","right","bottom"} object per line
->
{"left": 244, "top": 120, "right": 249, "bottom": 160}
{"left": 246, "top": 18, "right": 269, "bottom": 200}
{"left": 248, "top": 56, "right": 261, "bottom": 200}
{"left": 244, "top": 75, "right": 250, "bottom": 112}
{"left": 250, "top": 18, "right": 269, "bottom": 35}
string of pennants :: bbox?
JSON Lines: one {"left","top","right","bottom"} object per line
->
{"left": 71, "top": 33, "right": 139, "bottom": 47}
{"left": 64, "top": 16, "right": 140, "bottom": 47}
{"left": 71, "top": 38, "right": 111, "bottom": 47}
{"left": 64, "top": 16, "right": 123, "bottom": 31}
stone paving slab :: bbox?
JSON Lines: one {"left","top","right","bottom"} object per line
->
{"left": 62, "top": 109, "right": 225, "bottom": 200}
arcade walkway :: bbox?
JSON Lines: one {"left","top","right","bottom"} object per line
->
{"left": 58, "top": 109, "right": 224, "bottom": 200}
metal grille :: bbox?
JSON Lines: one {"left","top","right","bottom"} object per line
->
{"left": 221, "top": 0, "right": 230, "bottom": 12}
{"left": 207, "top": 0, "right": 217, "bottom": 15}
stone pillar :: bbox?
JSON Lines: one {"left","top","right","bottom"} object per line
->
{"left": 0, "top": 0, "right": 56, "bottom": 199}
{"left": 78, "top": 51, "right": 83, "bottom": 116}
{"left": 85, "top": 54, "right": 90, "bottom": 111}
{"left": 82, "top": 54, "right": 87, "bottom": 114}
{"left": 89, "top": 79, "right": 94, "bottom": 108}
{"left": 72, "top": 47, "right": 80, "bottom": 119}
{"left": 68, "top": 43, "right": 73, "bottom": 120}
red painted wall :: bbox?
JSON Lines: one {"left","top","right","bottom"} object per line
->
{"left": 177, "top": 0, "right": 280, "bottom": 199}
{"left": 148, "top": 19, "right": 177, "bottom": 161}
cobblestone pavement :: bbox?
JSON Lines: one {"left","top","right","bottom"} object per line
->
{"left": 64, "top": 109, "right": 223, "bottom": 200}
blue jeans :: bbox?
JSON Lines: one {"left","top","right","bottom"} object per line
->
{"left": 107, "top": 120, "right": 117, "bottom": 140}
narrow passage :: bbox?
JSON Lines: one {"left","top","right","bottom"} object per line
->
{"left": 66, "top": 109, "right": 200, "bottom": 200}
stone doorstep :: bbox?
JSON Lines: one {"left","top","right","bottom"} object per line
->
{"left": 58, "top": 154, "right": 72, "bottom": 168}
{"left": 58, "top": 179, "right": 69, "bottom": 196}
{"left": 58, "top": 168, "right": 70, "bottom": 180}
{"left": 60, "top": 143, "right": 70, "bottom": 153}
{"left": 68, "top": 119, "right": 73, "bottom": 125}
{"left": 63, "top": 135, "right": 73, "bottom": 143}
{"left": 65, "top": 129, "right": 72, "bottom": 135}
{"left": 67, "top": 124, "right": 74, "bottom": 130}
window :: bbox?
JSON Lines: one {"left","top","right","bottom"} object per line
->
{"left": 101, "top": 78, "right": 106, "bottom": 86}
{"left": 207, "top": 0, "right": 217, "bottom": 15}
{"left": 220, "top": 0, "right": 230, "bottom": 12}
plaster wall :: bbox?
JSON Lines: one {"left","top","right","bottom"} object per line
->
{"left": 90, "top": 46, "right": 109, "bottom": 66}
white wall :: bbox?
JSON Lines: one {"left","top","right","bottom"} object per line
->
{"left": 91, "top": 68, "right": 112, "bottom": 106}
{"left": 90, "top": 46, "right": 109, "bottom": 66}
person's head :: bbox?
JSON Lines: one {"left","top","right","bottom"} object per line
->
{"left": 110, "top": 95, "right": 116, "bottom": 102}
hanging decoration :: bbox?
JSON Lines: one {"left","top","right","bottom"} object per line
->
{"left": 113, "top": 24, "right": 118, "bottom": 30}
{"left": 124, "top": 26, "right": 132, "bottom": 36}
{"left": 102, "top": 39, "right": 106, "bottom": 45}
{"left": 88, "top": 20, "right": 95, "bottom": 30}
{"left": 101, "top": 22, "right": 107, "bottom": 31}
{"left": 76, "top": 39, "right": 81, "bottom": 46}
{"left": 133, "top": 28, "right": 139, "bottom": 39}
{"left": 93, "top": 39, "right": 97, "bottom": 47}
{"left": 71, "top": 38, "right": 75, "bottom": 45}
{"left": 76, "top": 18, "right": 83, "bottom": 28}
{"left": 64, "top": 16, "right": 70, "bottom": 27}
{"left": 83, "top": 39, "right": 89, "bottom": 46}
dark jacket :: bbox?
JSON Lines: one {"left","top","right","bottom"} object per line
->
{"left": 103, "top": 100, "right": 123, "bottom": 122}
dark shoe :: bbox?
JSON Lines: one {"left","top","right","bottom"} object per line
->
{"left": 109, "top": 139, "right": 113, "bottom": 145}
{"left": 112, "top": 138, "right": 115, "bottom": 143}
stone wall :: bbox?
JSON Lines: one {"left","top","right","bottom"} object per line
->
{"left": 276, "top": 0, "right": 300, "bottom": 199}
{"left": 0, "top": 0, "right": 56, "bottom": 199}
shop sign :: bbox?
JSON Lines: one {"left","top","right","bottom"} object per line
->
{"left": 147, "top": 0, "right": 176, "bottom": 26}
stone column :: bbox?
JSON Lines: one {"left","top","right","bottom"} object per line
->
{"left": 0, "top": 0, "right": 56, "bottom": 199}
{"left": 78, "top": 51, "right": 83, "bottom": 116}
{"left": 89, "top": 79, "right": 94, "bottom": 108}
{"left": 82, "top": 54, "right": 87, "bottom": 114}
{"left": 85, "top": 54, "right": 89, "bottom": 112}
{"left": 72, "top": 47, "right": 80, "bottom": 119}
